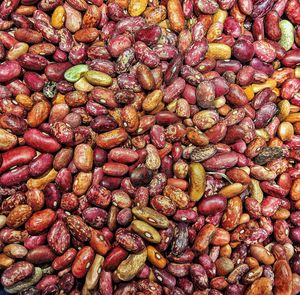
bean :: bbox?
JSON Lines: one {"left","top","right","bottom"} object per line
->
{"left": 193, "top": 224, "right": 216, "bottom": 253}
{"left": 84, "top": 254, "right": 104, "bottom": 290}
{"left": 114, "top": 249, "right": 147, "bottom": 281}
{"left": 0, "top": 61, "right": 22, "bottom": 82}
{"left": 26, "top": 245, "right": 56, "bottom": 265}
{"left": 0, "top": 166, "right": 30, "bottom": 187}
{"left": 132, "top": 207, "right": 169, "bottom": 229}
{"left": 4, "top": 267, "right": 43, "bottom": 294}
{"left": 202, "top": 152, "right": 239, "bottom": 171}
{"left": 0, "top": 146, "right": 36, "bottom": 174}
{"left": 45, "top": 62, "right": 72, "bottom": 82}
{"left": 84, "top": 70, "right": 112, "bottom": 86}
{"left": 73, "top": 144, "right": 93, "bottom": 172}
{"left": 279, "top": 20, "right": 295, "bottom": 51}
{"left": 188, "top": 162, "right": 206, "bottom": 201}
{"left": 72, "top": 246, "right": 95, "bottom": 279}
{"left": 131, "top": 220, "right": 161, "bottom": 243}
{"left": 1, "top": 261, "right": 34, "bottom": 287}
{"left": 24, "top": 129, "right": 61, "bottom": 153}
{"left": 28, "top": 153, "right": 53, "bottom": 177}
{"left": 198, "top": 195, "right": 227, "bottom": 216}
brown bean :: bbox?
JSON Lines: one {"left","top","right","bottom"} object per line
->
{"left": 96, "top": 128, "right": 128, "bottom": 149}
{"left": 27, "top": 101, "right": 51, "bottom": 128}
{"left": 167, "top": 0, "right": 185, "bottom": 33}
{"left": 6, "top": 205, "right": 32, "bottom": 229}
{"left": 3, "top": 244, "right": 28, "bottom": 259}
{"left": 274, "top": 260, "right": 292, "bottom": 295}
{"left": 193, "top": 224, "right": 216, "bottom": 253}
{"left": 222, "top": 197, "right": 242, "bottom": 231}
{"left": 73, "top": 144, "right": 93, "bottom": 172}
{"left": 114, "top": 249, "right": 147, "bottom": 281}
{"left": 52, "top": 248, "right": 77, "bottom": 271}
{"left": 0, "top": 128, "right": 18, "bottom": 151}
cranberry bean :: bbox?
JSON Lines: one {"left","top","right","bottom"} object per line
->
{"left": 82, "top": 207, "right": 107, "bottom": 229}
{"left": 196, "top": 80, "right": 215, "bottom": 109}
{"left": 226, "top": 84, "right": 248, "bottom": 107}
{"left": 185, "top": 40, "right": 208, "bottom": 67}
{"left": 1, "top": 261, "right": 34, "bottom": 287}
{"left": 202, "top": 152, "right": 238, "bottom": 171}
{"left": 135, "top": 25, "right": 162, "bottom": 46}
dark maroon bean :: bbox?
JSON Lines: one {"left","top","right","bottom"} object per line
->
{"left": 254, "top": 102, "right": 278, "bottom": 128}
{"left": 233, "top": 39, "right": 254, "bottom": 63}
{"left": 171, "top": 223, "right": 189, "bottom": 256}
{"left": 215, "top": 60, "right": 242, "bottom": 74}
{"left": 58, "top": 273, "right": 75, "bottom": 293}
{"left": 198, "top": 195, "right": 227, "bottom": 216}
{"left": 130, "top": 167, "right": 153, "bottom": 187}
{"left": 29, "top": 153, "right": 53, "bottom": 177}
{"left": 44, "top": 183, "right": 61, "bottom": 210}
{"left": 165, "top": 54, "right": 183, "bottom": 85}
{"left": 90, "top": 115, "right": 118, "bottom": 133}
{"left": 45, "top": 62, "right": 72, "bottom": 82}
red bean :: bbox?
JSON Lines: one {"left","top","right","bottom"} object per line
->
{"left": 0, "top": 146, "right": 36, "bottom": 174}
{"left": 0, "top": 165, "right": 30, "bottom": 187}
{"left": 198, "top": 195, "right": 227, "bottom": 216}
{"left": 24, "top": 129, "right": 61, "bottom": 153}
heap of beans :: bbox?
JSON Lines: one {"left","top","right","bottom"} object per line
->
{"left": 0, "top": 0, "right": 300, "bottom": 294}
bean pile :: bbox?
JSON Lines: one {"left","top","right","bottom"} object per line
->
{"left": 0, "top": 0, "right": 299, "bottom": 294}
